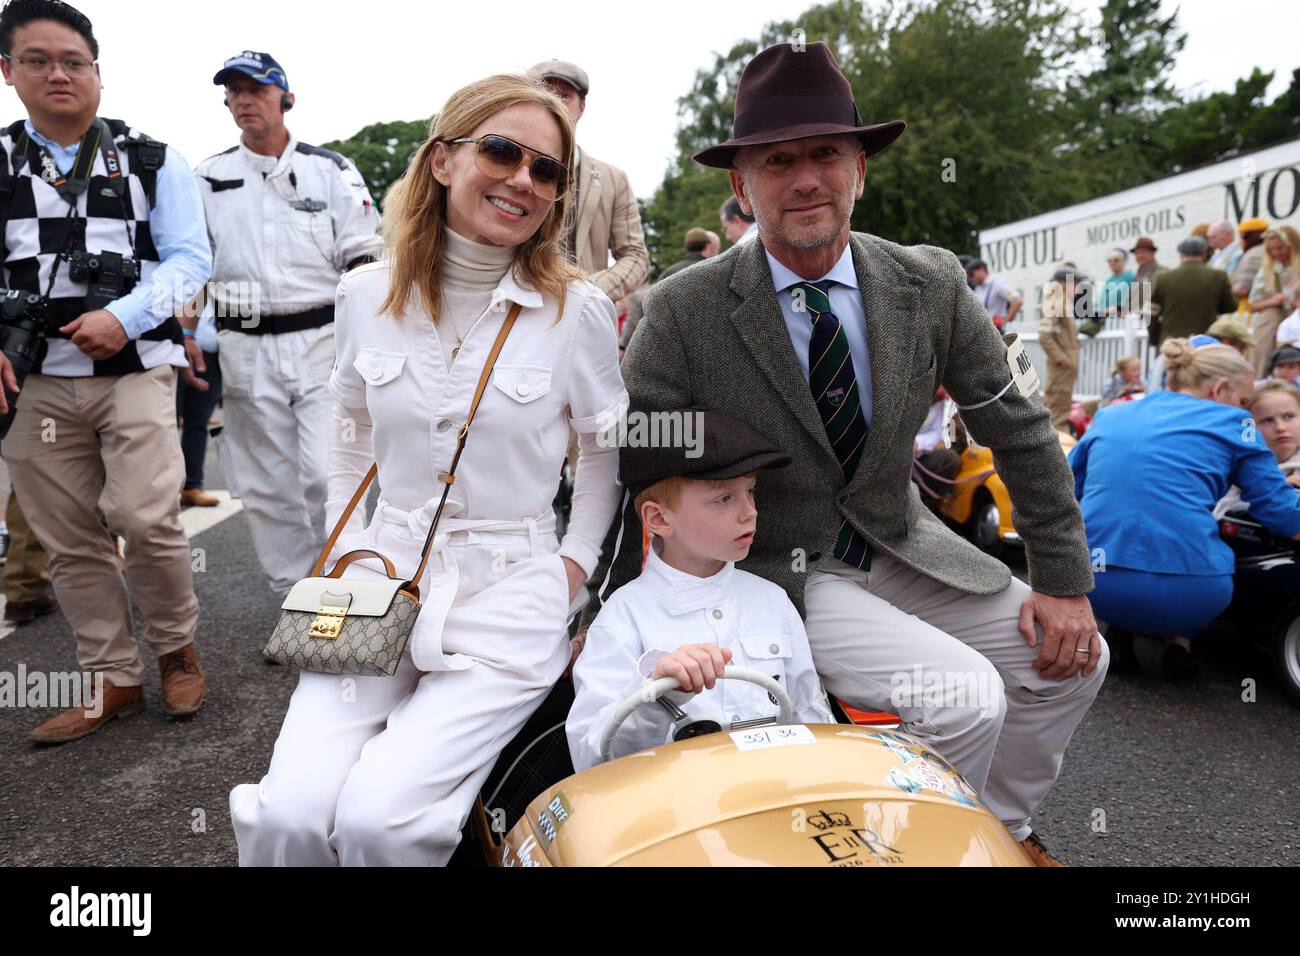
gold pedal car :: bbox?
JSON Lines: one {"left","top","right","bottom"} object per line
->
{"left": 463, "top": 668, "right": 1032, "bottom": 868}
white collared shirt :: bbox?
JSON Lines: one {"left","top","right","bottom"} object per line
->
{"left": 196, "top": 134, "right": 383, "bottom": 317}
{"left": 738, "top": 221, "right": 759, "bottom": 243}
{"left": 765, "top": 242, "right": 873, "bottom": 426}
{"left": 568, "top": 539, "right": 833, "bottom": 771}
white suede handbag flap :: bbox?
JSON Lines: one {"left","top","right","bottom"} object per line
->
{"left": 281, "top": 577, "right": 408, "bottom": 617}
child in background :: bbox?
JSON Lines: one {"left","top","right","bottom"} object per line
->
{"left": 1265, "top": 346, "right": 1300, "bottom": 391}
{"left": 1100, "top": 356, "right": 1145, "bottom": 406}
{"left": 1215, "top": 382, "right": 1300, "bottom": 518}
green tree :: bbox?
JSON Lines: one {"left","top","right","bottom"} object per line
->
{"left": 322, "top": 118, "right": 431, "bottom": 204}
{"left": 1065, "top": 0, "right": 1187, "bottom": 191}
{"left": 1157, "top": 67, "right": 1300, "bottom": 172}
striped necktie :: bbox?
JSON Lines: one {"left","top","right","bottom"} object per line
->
{"left": 797, "top": 280, "right": 873, "bottom": 571}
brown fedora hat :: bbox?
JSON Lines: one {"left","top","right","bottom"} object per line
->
{"left": 693, "top": 41, "right": 905, "bottom": 169}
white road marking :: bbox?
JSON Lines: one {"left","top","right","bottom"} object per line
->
{"left": 179, "top": 491, "right": 244, "bottom": 539}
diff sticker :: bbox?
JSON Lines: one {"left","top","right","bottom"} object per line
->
{"left": 889, "top": 767, "right": 923, "bottom": 795}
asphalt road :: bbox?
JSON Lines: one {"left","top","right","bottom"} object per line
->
{"left": 0, "top": 454, "right": 1296, "bottom": 867}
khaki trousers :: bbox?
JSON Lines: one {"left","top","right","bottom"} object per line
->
{"left": 804, "top": 554, "right": 1108, "bottom": 840}
{"left": 1250, "top": 307, "right": 1283, "bottom": 380}
{"left": 1, "top": 367, "right": 199, "bottom": 686}
{"left": 3, "top": 489, "right": 51, "bottom": 603}
{"left": 1043, "top": 363, "right": 1077, "bottom": 433}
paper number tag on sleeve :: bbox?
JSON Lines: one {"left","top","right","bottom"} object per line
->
{"left": 1005, "top": 335, "right": 1040, "bottom": 398}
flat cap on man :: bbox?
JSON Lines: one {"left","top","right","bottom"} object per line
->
{"left": 530, "top": 59, "right": 589, "bottom": 97}
{"left": 619, "top": 409, "right": 792, "bottom": 498}
{"left": 1206, "top": 316, "right": 1254, "bottom": 345}
{"left": 1271, "top": 346, "right": 1300, "bottom": 370}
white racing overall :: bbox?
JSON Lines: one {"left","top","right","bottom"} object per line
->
{"left": 229, "top": 259, "right": 626, "bottom": 866}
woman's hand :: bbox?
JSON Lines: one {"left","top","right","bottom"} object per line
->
{"left": 561, "top": 555, "right": 586, "bottom": 605}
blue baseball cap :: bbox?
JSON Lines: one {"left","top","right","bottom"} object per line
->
{"left": 213, "top": 51, "right": 289, "bottom": 91}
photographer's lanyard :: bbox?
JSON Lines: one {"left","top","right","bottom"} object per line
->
{"left": 16, "top": 120, "right": 137, "bottom": 301}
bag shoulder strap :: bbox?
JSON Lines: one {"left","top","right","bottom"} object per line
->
{"left": 310, "top": 301, "right": 524, "bottom": 592}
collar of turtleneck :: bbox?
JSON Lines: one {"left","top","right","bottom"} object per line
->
{"left": 442, "top": 226, "right": 515, "bottom": 292}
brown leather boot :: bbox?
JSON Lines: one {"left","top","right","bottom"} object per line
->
{"left": 1021, "top": 832, "right": 1066, "bottom": 867}
{"left": 159, "top": 644, "right": 206, "bottom": 716}
{"left": 28, "top": 681, "right": 145, "bottom": 745}
{"left": 4, "top": 589, "right": 59, "bottom": 625}
{"left": 180, "top": 488, "right": 220, "bottom": 508}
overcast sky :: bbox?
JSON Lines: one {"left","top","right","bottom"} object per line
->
{"left": 3, "top": 0, "right": 1293, "bottom": 200}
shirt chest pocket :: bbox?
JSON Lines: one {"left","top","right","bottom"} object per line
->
{"left": 491, "top": 363, "right": 553, "bottom": 405}
{"left": 354, "top": 347, "right": 406, "bottom": 388}
{"left": 283, "top": 208, "right": 334, "bottom": 270}
{"left": 737, "top": 630, "right": 794, "bottom": 705}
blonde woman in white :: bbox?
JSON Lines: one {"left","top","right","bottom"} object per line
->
{"left": 229, "top": 74, "right": 626, "bottom": 866}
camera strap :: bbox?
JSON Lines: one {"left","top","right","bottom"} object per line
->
{"left": 94, "top": 119, "right": 127, "bottom": 202}
{"left": 15, "top": 121, "right": 103, "bottom": 207}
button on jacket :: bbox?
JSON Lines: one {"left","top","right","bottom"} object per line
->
{"left": 568, "top": 540, "right": 833, "bottom": 772}
{"left": 195, "top": 137, "right": 382, "bottom": 316}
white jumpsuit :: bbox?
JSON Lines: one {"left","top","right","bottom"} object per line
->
{"left": 229, "top": 259, "right": 627, "bottom": 866}
{"left": 196, "top": 136, "right": 384, "bottom": 593}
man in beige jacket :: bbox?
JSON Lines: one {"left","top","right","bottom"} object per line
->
{"left": 532, "top": 59, "right": 649, "bottom": 303}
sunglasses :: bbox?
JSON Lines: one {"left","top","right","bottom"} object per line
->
{"left": 444, "top": 134, "right": 569, "bottom": 201}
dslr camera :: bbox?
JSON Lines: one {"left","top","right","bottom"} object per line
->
{"left": 0, "top": 289, "right": 49, "bottom": 441}
{"left": 68, "top": 250, "right": 142, "bottom": 311}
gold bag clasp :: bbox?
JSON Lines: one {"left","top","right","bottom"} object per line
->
{"left": 309, "top": 591, "right": 352, "bottom": 641}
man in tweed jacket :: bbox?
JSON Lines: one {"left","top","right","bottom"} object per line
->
{"left": 584, "top": 42, "right": 1108, "bottom": 865}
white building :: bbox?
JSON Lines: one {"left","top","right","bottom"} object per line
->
{"left": 978, "top": 138, "right": 1300, "bottom": 398}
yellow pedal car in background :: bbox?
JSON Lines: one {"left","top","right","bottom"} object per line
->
{"left": 937, "top": 431, "right": 1077, "bottom": 558}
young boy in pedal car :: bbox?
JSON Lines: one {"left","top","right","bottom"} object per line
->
{"left": 567, "top": 408, "right": 832, "bottom": 772}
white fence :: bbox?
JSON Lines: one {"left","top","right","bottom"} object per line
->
{"left": 1008, "top": 314, "right": 1151, "bottom": 401}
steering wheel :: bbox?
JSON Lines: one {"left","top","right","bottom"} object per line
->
{"left": 598, "top": 666, "right": 795, "bottom": 762}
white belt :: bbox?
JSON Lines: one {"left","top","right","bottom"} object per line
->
{"left": 376, "top": 497, "right": 558, "bottom": 558}
{"left": 371, "top": 498, "right": 561, "bottom": 673}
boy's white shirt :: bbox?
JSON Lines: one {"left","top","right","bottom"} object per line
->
{"left": 567, "top": 537, "right": 833, "bottom": 772}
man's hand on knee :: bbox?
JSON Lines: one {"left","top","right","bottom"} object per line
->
{"left": 1017, "top": 592, "right": 1101, "bottom": 680}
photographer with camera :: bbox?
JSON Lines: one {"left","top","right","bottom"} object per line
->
{"left": 0, "top": 0, "right": 213, "bottom": 744}
{"left": 195, "top": 51, "right": 382, "bottom": 595}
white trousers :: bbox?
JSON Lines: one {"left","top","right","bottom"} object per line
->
{"left": 229, "top": 505, "right": 572, "bottom": 866}
{"left": 804, "top": 554, "right": 1109, "bottom": 840}
{"left": 216, "top": 325, "right": 334, "bottom": 593}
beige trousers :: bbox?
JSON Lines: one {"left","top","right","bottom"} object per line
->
{"left": 1043, "top": 363, "right": 1077, "bottom": 433}
{"left": 1, "top": 367, "right": 199, "bottom": 686}
{"left": 804, "top": 554, "right": 1108, "bottom": 840}
{"left": 3, "top": 488, "right": 51, "bottom": 603}
{"left": 1250, "top": 307, "right": 1283, "bottom": 380}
